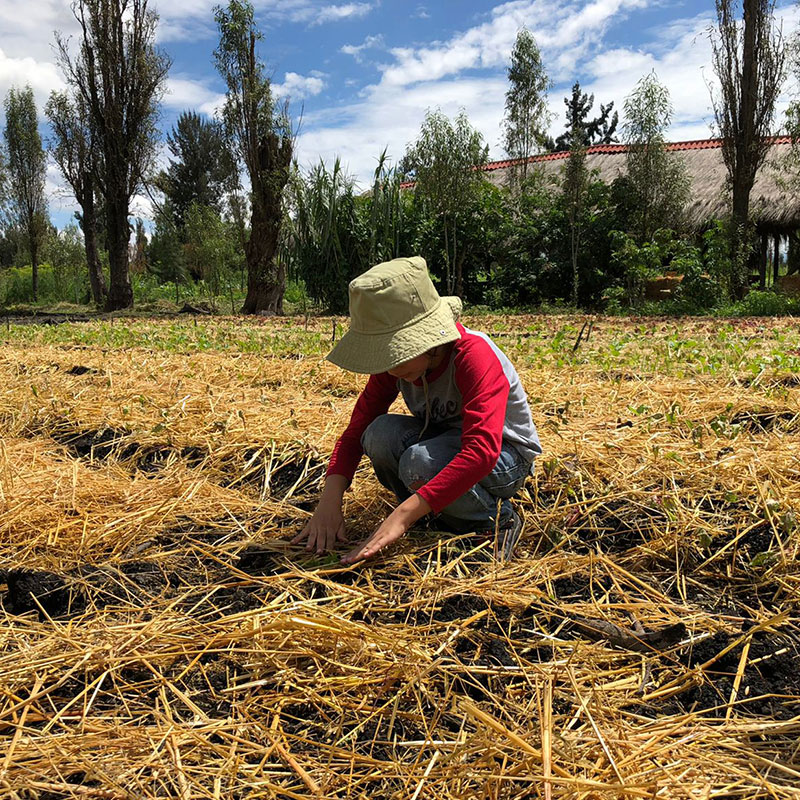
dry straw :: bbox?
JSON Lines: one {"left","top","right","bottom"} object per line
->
{"left": 0, "top": 315, "right": 797, "bottom": 799}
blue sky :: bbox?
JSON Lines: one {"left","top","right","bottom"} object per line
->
{"left": 0, "top": 0, "right": 797, "bottom": 228}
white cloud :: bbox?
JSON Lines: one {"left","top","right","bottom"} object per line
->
{"left": 314, "top": 3, "right": 373, "bottom": 24}
{"left": 341, "top": 34, "right": 385, "bottom": 62}
{"left": 0, "top": 49, "right": 66, "bottom": 112}
{"left": 378, "top": 0, "right": 648, "bottom": 88}
{"left": 164, "top": 77, "right": 224, "bottom": 111}
{"left": 274, "top": 71, "right": 326, "bottom": 101}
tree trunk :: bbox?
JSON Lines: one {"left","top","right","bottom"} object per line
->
{"left": 30, "top": 235, "right": 39, "bottom": 303}
{"left": 81, "top": 176, "right": 107, "bottom": 308}
{"left": 241, "top": 202, "right": 284, "bottom": 314}
{"left": 759, "top": 233, "right": 768, "bottom": 288}
{"left": 729, "top": 0, "right": 759, "bottom": 300}
{"left": 731, "top": 183, "right": 754, "bottom": 299}
{"left": 105, "top": 196, "right": 133, "bottom": 311}
{"left": 240, "top": 132, "right": 291, "bottom": 315}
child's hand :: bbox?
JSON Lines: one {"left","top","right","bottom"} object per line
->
{"left": 340, "top": 493, "right": 431, "bottom": 564}
{"left": 340, "top": 514, "right": 407, "bottom": 564}
{"left": 291, "top": 502, "right": 347, "bottom": 555}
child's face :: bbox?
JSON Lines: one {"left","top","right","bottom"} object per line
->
{"left": 387, "top": 353, "right": 430, "bottom": 383}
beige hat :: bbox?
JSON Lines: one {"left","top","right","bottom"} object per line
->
{"left": 326, "top": 256, "right": 462, "bottom": 374}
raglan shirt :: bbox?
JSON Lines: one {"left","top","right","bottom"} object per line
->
{"left": 327, "top": 323, "right": 542, "bottom": 513}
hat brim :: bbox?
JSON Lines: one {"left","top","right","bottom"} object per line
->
{"left": 327, "top": 296, "right": 462, "bottom": 374}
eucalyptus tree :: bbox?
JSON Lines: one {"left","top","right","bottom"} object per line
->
{"left": 403, "top": 109, "right": 488, "bottom": 296}
{"left": 45, "top": 90, "right": 107, "bottom": 307}
{"left": 214, "top": 0, "right": 293, "bottom": 314}
{"left": 623, "top": 72, "right": 689, "bottom": 243}
{"left": 56, "top": 0, "right": 171, "bottom": 310}
{"left": 4, "top": 86, "right": 48, "bottom": 302}
{"left": 710, "top": 0, "right": 785, "bottom": 298}
{"left": 503, "top": 28, "right": 551, "bottom": 181}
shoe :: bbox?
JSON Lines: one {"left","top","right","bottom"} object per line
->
{"left": 493, "top": 510, "right": 523, "bottom": 562}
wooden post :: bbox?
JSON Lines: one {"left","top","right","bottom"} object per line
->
{"left": 773, "top": 234, "right": 781, "bottom": 286}
{"left": 760, "top": 234, "right": 769, "bottom": 289}
{"left": 788, "top": 233, "right": 799, "bottom": 275}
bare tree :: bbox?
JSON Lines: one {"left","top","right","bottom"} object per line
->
{"left": 45, "top": 90, "right": 107, "bottom": 307}
{"left": 214, "top": 0, "right": 293, "bottom": 315}
{"left": 56, "top": 0, "right": 170, "bottom": 310}
{"left": 4, "top": 86, "right": 49, "bottom": 302}
{"left": 710, "top": 0, "right": 785, "bottom": 298}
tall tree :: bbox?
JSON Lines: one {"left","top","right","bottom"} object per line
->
{"left": 45, "top": 90, "right": 107, "bottom": 307}
{"left": 710, "top": 0, "right": 785, "bottom": 298}
{"left": 563, "top": 139, "right": 588, "bottom": 305}
{"left": 403, "top": 108, "right": 488, "bottom": 296}
{"left": 553, "top": 82, "right": 618, "bottom": 152}
{"left": 155, "top": 111, "right": 236, "bottom": 231}
{"left": 4, "top": 86, "right": 48, "bottom": 302}
{"left": 214, "top": 0, "right": 293, "bottom": 315}
{"left": 503, "top": 28, "right": 551, "bottom": 181}
{"left": 56, "top": 0, "right": 170, "bottom": 310}
{"left": 623, "top": 72, "right": 690, "bottom": 243}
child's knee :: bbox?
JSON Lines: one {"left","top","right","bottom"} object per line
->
{"left": 398, "top": 444, "right": 438, "bottom": 490}
{"left": 361, "top": 414, "right": 394, "bottom": 458}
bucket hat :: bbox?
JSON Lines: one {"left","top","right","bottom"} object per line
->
{"left": 326, "top": 256, "right": 462, "bottom": 374}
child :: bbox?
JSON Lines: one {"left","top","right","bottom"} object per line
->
{"left": 293, "top": 256, "right": 541, "bottom": 564}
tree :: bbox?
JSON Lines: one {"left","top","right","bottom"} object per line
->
{"left": 553, "top": 82, "right": 618, "bottom": 152}
{"left": 45, "top": 90, "right": 107, "bottom": 307}
{"left": 563, "top": 139, "right": 588, "bottom": 305}
{"left": 403, "top": 109, "right": 488, "bottom": 296}
{"left": 155, "top": 111, "right": 236, "bottom": 231}
{"left": 710, "top": 0, "right": 785, "bottom": 298}
{"left": 184, "top": 202, "right": 239, "bottom": 301}
{"left": 214, "top": 0, "right": 293, "bottom": 315}
{"left": 4, "top": 86, "right": 49, "bottom": 302}
{"left": 148, "top": 201, "right": 187, "bottom": 302}
{"left": 56, "top": 0, "right": 171, "bottom": 310}
{"left": 623, "top": 72, "right": 690, "bottom": 243}
{"left": 503, "top": 28, "right": 551, "bottom": 181}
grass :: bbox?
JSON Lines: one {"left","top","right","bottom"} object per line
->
{"left": 0, "top": 313, "right": 798, "bottom": 798}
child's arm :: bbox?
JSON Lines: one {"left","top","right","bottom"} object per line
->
{"left": 292, "top": 374, "right": 398, "bottom": 554}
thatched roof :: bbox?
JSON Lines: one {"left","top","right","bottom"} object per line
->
{"left": 481, "top": 138, "right": 800, "bottom": 232}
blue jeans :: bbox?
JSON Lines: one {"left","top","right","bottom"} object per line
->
{"left": 361, "top": 413, "right": 532, "bottom": 532}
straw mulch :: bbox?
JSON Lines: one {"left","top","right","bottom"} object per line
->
{"left": 0, "top": 316, "right": 798, "bottom": 799}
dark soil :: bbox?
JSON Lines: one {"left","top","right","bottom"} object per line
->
{"left": 65, "top": 365, "right": 98, "bottom": 376}
{"left": 433, "top": 593, "right": 491, "bottom": 623}
{"left": 729, "top": 409, "right": 798, "bottom": 433}
{"left": 633, "top": 629, "right": 800, "bottom": 719}
{"left": 549, "top": 573, "right": 614, "bottom": 602}
{"left": 2, "top": 570, "right": 84, "bottom": 618}
{"left": 136, "top": 445, "right": 207, "bottom": 473}
{"left": 235, "top": 546, "right": 294, "bottom": 576}
{"left": 53, "top": 426, "right": 139, "bottom": 461}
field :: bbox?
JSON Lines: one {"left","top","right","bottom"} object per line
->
{"left": 0, "top": 313, "right": 798, "bottom": 799}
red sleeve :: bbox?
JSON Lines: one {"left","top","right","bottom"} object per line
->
{"left": 416, "top": 336, "right": 510, "bottom": 513}
{"left": 327, "top": 372, "right": 399, "bottom": 482}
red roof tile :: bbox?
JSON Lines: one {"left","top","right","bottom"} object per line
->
{"left": 398, "top": 137, "right": 793, "bottom": 188}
